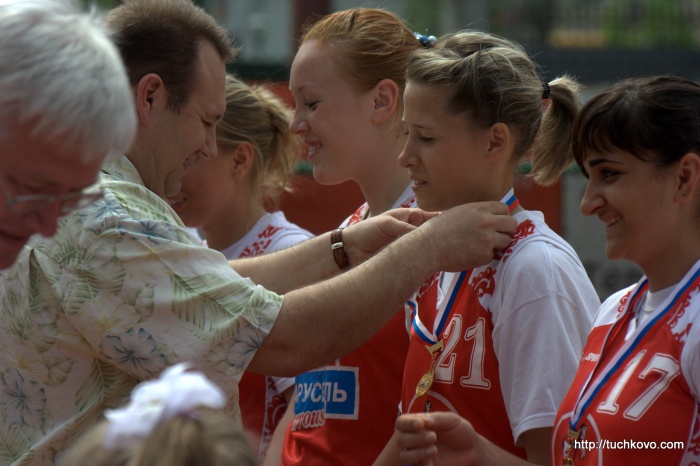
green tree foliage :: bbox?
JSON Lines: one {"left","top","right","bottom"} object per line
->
{"left": 603, "top": 0, "right": 695, "bottom": 48}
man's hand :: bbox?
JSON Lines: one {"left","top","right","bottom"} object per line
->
{"left": 342, "top": 208, "right": 438, "bottom": 266}
{"left": 418, "top": 201, "right": 518, "bottom": 272}
{"left": 341, "top": 201, "right": 517, "bottom": 271}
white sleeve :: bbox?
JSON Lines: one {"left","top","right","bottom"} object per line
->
{"left": 681, "top": 312, "right": 700, "bottom": 402}
{"left": 267, "top": 231, "right": 314, "bottom": 253}
{"left": 265, "top": 213, "right": 314, "bottom": 254}
{"left": 273, "top": 375, "right": 296, "bottom": 394}
{"left": 492, "top": 240, "right": 599, "bottom": 444}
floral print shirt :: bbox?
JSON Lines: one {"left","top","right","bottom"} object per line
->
{"left": 0, "top": 156, "right": 283, "bottom": 466}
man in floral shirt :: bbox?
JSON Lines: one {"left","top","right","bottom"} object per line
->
{"left": 0, "top": 1, "right": 518, "bottom": 465}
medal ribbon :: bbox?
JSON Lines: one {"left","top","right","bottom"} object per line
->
{"left": 569, "top": 260, "right": 700, "bottom": 432}
{"left": 410, "top": 270, "right": 468, "bottom": 345}
{"left": 409, "top": 188, "right": 519, "bottom": 346}
{"left": 502, "top": 188, "right": 519, "bottom": 212}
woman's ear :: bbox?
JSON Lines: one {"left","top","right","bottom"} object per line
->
{"left": 371, "top": 78, "right": 400, "bottom": 125}
{"left": 485, "top": 122, "right": 512, "bottom": 161}
{"left": 674, "top": 152, "right": 700, "bottom": 204}
{"left": 229, "top": 142, "right": 256, "bottom": 180}
{"left": 135, "top": 73, "right": 165, "bottom": 125}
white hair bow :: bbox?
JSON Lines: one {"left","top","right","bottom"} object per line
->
{"left": 103, "top": 363, "right": 226, "bottom": 449}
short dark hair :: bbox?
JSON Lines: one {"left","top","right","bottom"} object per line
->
{"left": 573, "top": 75, "right": 700, "bottom": 170}
{"left": 106, "top": 0, "right": 237, "bottom": 111}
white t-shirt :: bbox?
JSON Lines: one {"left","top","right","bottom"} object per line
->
{"left": 437, "top": 210, "right": 599, "bottom": 443}
{"left": 219, "top": 211, "right": 313, "bottom": 260}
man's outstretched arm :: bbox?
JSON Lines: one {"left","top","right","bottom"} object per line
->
{"left": 230, "top": 207, "right": 433, "bottom": 294}
{"left": 248, "top": 201, "right": 517, "bottom": 376}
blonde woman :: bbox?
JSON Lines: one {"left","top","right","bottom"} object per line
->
{"left": 168, "top": 75, "right": 312, "bottom": 463}
{"left": 376, "top": 30, "right": 599, "bottom": 465}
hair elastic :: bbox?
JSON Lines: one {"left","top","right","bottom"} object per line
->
{"left": 542, "top": 82, "right": 551, "bottom": 100}
{"left": 414, "top": 32, "right": 436, "bottom": 47}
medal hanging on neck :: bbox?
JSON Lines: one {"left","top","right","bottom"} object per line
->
{"left": 412, "top": 189, "right": 519, "bottom": 399}
{"left": 415, "top": 339, "right": 444, "bottom": 396}
{"left": 562, "top": 261, "right": 700, "bottom": 465}
{"left": 411, "top": 270, "right": 468, "bottom": 398}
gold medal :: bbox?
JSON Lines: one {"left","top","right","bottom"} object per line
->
{"left": 415, "top": 340, "right": 443, "bottom": 397}
{"left": 415, "top": 369, "right": 434, "bottom": 396}
{"left": 562, "top": 427, "right": 581, "bottom": 465}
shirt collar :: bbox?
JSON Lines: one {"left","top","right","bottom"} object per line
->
{"left": 100, "top": 155, "right": 146, "bottom": 187}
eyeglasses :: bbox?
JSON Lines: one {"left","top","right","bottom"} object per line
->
{"left": 0, "top": 176, "right": 104, "bottom": 215}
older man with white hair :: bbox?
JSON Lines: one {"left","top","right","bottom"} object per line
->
{"left": 0, "top": 0, "right": 136, "bottom": 269}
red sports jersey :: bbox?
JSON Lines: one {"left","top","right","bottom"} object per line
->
{"left": 402, "top": 253, "right": 528, "bottom": 458}
{"left": 402, "top": 196, "right": 597, "bottom": 459}
{"left": 553, "top": 261, "right": 700, "bottom": 466}
{"left": 282, "top": 188, "right": 416, "bottom": 465}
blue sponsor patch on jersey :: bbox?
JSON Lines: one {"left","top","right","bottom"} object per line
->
{"left": 294, "top": 366, "right": 359, "bottom": 420}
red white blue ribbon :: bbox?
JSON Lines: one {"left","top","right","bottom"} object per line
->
{"left": 409, "top": 188, "right": 519, "bottom": 345}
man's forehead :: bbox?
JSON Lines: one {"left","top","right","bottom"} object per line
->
{"left": 194, "top": 40, "right": 227, "bottom": 113}
{"left": 0, "top": 132, "right": 104, "bottom": 192}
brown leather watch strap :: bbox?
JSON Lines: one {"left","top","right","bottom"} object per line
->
{"left": 331, "top": 228, "right": 350, "bottom": 270}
